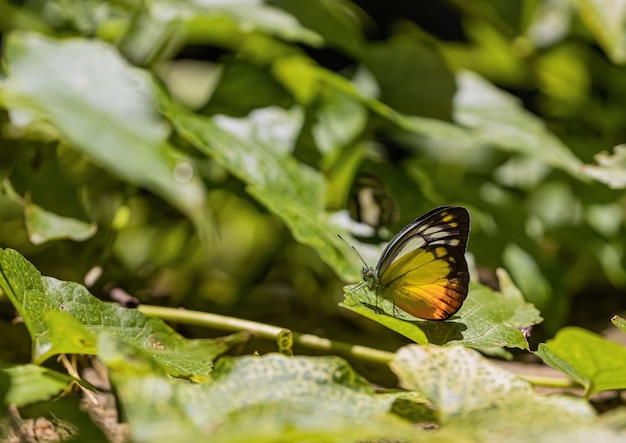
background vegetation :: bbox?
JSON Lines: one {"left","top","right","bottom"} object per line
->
{"left": 0, "top": 0, "right": 626, "bottom": 441}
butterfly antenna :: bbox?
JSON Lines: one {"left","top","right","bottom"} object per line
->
{"left": 337, "top": 234, "right": 369, "bottom": 268}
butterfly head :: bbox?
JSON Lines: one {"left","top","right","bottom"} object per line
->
{"left": 361, "top": 265, "right": 378, "bottom": 290}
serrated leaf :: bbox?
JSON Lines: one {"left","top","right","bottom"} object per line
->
{"left": 0, "top": 32, "right": 210, "bottom": 233}
{"left": 391, "top": 345, "right": 533, "bottom": 421}
{"left": 101, "top": 336, "right": 421, "bottom": 443}
{"left": 341, "top": 271, "right": 541, "bottom": 350}
{"left": 0, "top": 248, "right": 238, "bottom": 378}
{"left": 535, "top": 326, "right": 626, "bottom": 397}
{"left": 168, "top": 105, "right": 361, "bottom": 280}
{"left": 1, "top": 364, "right": 74, "bottom": 407}
{"left": 612, "top": 315, "right": 626, "bottom": 333}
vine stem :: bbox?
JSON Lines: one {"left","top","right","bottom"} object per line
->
{"left": 138, "top": 304, "right": 393, "bottom": 364}
{"left": 137, "top": 304, "right": 580, "bottom": 389}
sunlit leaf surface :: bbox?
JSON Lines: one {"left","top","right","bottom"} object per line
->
{"left": 0, "top": 249, "right": 238, "bottom": 377}
{"left": 535, "top": 327, "right": 626, "bottom": 397}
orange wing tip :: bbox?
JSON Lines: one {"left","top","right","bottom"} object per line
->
{"left": 394, "top": 283, "right": 468, "bottom": 321}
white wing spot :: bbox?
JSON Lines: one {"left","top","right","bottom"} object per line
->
{"left": 422, "top": 226, "right": 452, "bottom": 239}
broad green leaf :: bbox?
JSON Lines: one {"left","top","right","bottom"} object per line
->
{"left": 444, "top": 394, "right": 626, "bottom": 443}
{"left": 101, "top": 336, "right": 420, "bottom": 443}
{"left": 391, "top": 344, "right": 626, "bottom": 442}
{"left": 168, "top": 105, "right": 361, "bottom": 280}
{"left": 391, "top": 345, "right": 534, "bottom": 420}
{"left": 572, "top": 0, "right": 626, "bottom": 64}
{"left": 270, "top": 0, "right": 365, "bottom": 58}
{"left": 273, "top": 57, "right": 585, "bottom": 182}
{"left": 0, "top": 248, "right": 239, "bottom": 377}
{"left": 4, "top": 178, "right": 97, "bottom": 244}
{"left": 272, "top": 54, "right": 476, "bottom": 147}
{"left": 340, "top": 286, "right": 429, "bottom": 345}
{"left": 1, "top": 364, "right": 74, "bottom": 407}
{"left": 24, "top": 202, "right": 97, "bottom": 244}
{"left": 581, "top": 144, "right": 626, "bottom": 189}
{"left": 366, "top": 34, "right": 456, "bottom": 120}
{"left": 203, "top": 62, "right": 294, "bottom": 116}
{"left": 612, "top": 315, "right": 626, "bottom": 333}
{"left": 312, "top": 90, "right": 368, "bottom": 158}
{"left": 454, "top": 70, "right": 583, "bottom": 176}
{"left": 41, "top": 311, "right": 98, "bottom": 359}
{"left": 503, "top": 243, "right": 551, "bottom": 310}
{"left": 0, "top": 32, "right": 210, "bottom": 235}
{"left": 535, "top": 326, "right": 626, "bottom": 397}
{"left": 341, "top": 270, "right": 541, "bottom": 350}
{"left": 148, "top": 0, "right": 323, "bottom": 46}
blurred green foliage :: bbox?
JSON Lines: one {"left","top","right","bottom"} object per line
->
{"left": 0, "top": 0, "right": 625, "bottom": 351}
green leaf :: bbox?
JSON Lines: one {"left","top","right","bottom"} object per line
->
{"left": 454, "top": 70, "right": 583, "bottom": 176}
{"left": 273, "top": 57, "right": 585, "bottom": 183}
{"left": 1, "top": 364, "right": 74, "bottom": 407}
{"left": 390, "top": 345, "right": 534, "bottom": 421}
{"left": 0, "top": 248, "right": 237, "bottom": 378}
{"left": 4, "top": 178, "right": 97, "bottom": 244}
{"left": 148, "top": 0, "right": 323, "bottom": 46}
{"left": 341, "top": 270, "right": 541, "bottom": 350}
{"left": 580, "top": 144, "right": 626, "bottom": 189}
{"left": 101, "top": 336, "right": 419, "bottom": 443}
{"left": 572, "top": 0, "right": 626, "bottom": 64}
{"left": 168, "top": 105, "right": 361, "bottom": 280}
{"left": 24, "top": 202, "right": 97, "bottom": 244}
{"left": 391, "top": 344, "right": 626, "bottom": 442}
{"left": 612, "top": 315, "right": 626, "bottom": 333}
{"left": 446, "top": 394, "right": 625, "bottom": 443}
{"left": 367, "top": 33, "right": 456, "bottom": 120}
{"left": 502, "top": 243, "right": 551, "bottom": 310}
{"left": 270, "top": 0, "right": 365, "bottom": 57}
{"left": 535, "top": 326, "right": 626, "bottom": 397}
{"left": 0, "top": 32, "right": 210, "bottom": 234}
{"left": 312, "top": 90, "right": 368, "bottom": 158}
{"left": 340, "top": 286, "right": 429, "bottom": 345}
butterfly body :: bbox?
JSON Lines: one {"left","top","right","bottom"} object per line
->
{"left": 361, "top": 206, "right": 470, "bottom": 321}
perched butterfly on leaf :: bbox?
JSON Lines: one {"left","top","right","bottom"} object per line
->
{"left": 358, "top": 206, "right": 470, "bottom": 321}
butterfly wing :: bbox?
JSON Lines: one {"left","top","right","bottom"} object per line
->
{"left": 349, "top": 173, "right": 399, "bottom": 230}
{"left": 376, "top": 206, "right": 470, "bottom": 320}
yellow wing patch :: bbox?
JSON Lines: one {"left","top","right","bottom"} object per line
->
{"left": 380, "top": 246, "right": 467, "bottom": 320}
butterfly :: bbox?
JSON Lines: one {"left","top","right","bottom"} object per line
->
{"left": 348, "top": 173, "right": 399, "bottom": 233}
{"left": 359, "top": 206, "right": 470, "bottom": 321}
